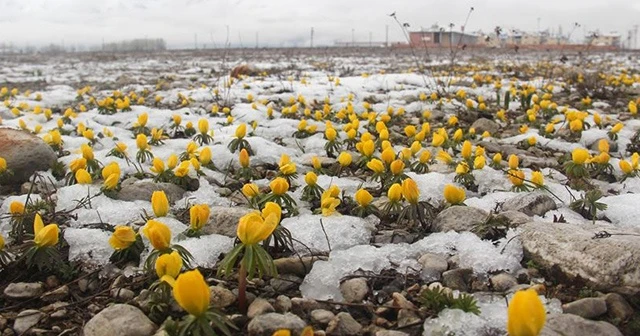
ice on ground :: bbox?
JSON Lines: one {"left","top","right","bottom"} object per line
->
{"left": 600, "top": 193, "right": 640, "bottom": 228}
{"left": 300, "top": 230, "right": 523, "bottom": 301}
{"left": 406, "top": 171, "right": 450, "bottom": 203}
{"left": 464, "top": 192, "right": 520, "bottom": 212}
{"left": 55, "top": 184, "right": 151, "bottom": 227}
{"left": 176, "top": 178, "right": 228, "bottom": 207}
{"left": 282, "top": 214, "right": 377, "bottom": 254}
{"left": 0, "top": 194, "right": 43, "bottom": 237}
{"left": 64, "top": 228, "right": 113, "bottom": 266}
{"left": 177, "top": 234, "right": 234, "bottom": 268}
{"left": 422, "top": 292, "right": 562, "bottom": 336}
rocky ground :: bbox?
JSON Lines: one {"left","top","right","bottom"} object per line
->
{"left": 0, "top": 49, "right": 639, "bottom": 336}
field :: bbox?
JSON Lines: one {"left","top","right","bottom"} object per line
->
{"left": 0, "top": 47, "right": 639, "bottom": 335}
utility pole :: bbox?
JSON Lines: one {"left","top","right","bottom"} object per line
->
{"left": 194, "top": 34, "right": 198, "bottom": 49}
{"left": 385, "top": 25, "right": 389, "bottom": 47}
{"left": 634, "top": 25, "right": 638, "bottom": 49}
{"left": 351, "top": 28, "right": 355, "bottom": 46}
{"left": 310, "top": 27, "right": 314, "bottom": 48}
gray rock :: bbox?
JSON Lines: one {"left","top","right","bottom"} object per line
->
{"left": 0, "top": 128, "right": 57, "bottom": 184}
{"left": 3, "top": 282, "right": 44, "bottom": 299}
{"left": 605, "top": 293, "right": 634, "bottom": 322}
{"left": 520, "top": 222, "right": 640, "bottom": 289}
{"left": 274, "top": 295, "right": 291, "bottom": 313}
{"left": 117, "top": 179, "right": 186, "bottom": 203}
{"left": 442, "top": 268, "right": 472, "bottom": 292}
{"left": 311, "top": 309, "right": 335, "bottom": 325}
{"left": 290, "top": 297, "right": 324, "bottom": 314}
{"left": 83, "top": 304, "right": 157, "bottom": 336}
{"left": 326, "top": 312, "right": 362, "bottom": 336}
{"left": 201, "top": 206, "right": 254, "bottom": 237}
{"left": 376, "top": 331, "right": 409, "bottom": 336}
{"left": 496, "top": 211, "right": 532, "bottom": 227}
{"left": 269, "top": 274, "right": 301, "bottom": 292}
{"left": 490, "top": 273, "right": 518, "bottom": 292}
{"left": 274, "top": 256, "right": 325, "bottom": 277}
{"left": 515, "top": 268, "right": 532, "bottom": 284}
{"left": 502, "top": 192, "right": 556, "bottom": 216}
{"left": 373, "top": 229, "right": 416, "bottom": 244}
{"left": 540, "top": 313, "right": 622, "bottom": 336}
{"left": 397, "top": 309, "right": 421, "bottom": 328}
{"left": 209, "top": 286, "right": 236, "bottom": 308}
{"left": 521, "top": 155, "right": 560, "bottom": 169}
{"left": 562, "top": 297, "right": 607, "bottom": 319}
{"left": 340, "top": 278, "right": 369, "bottom": 303}
{"left": 433, "top": 206, "right": 488, "bottom": 233}
{"left": 111, "top": 288, "right": 135, "bottom": 301}
{"left": 471, "top": 118, "right": 500, "bottom": 135}
{"left": 247, "top": 298, "right": 275, "bottom": 319}
{"left": 40, "top": 285, "right": 69, "bottom": 302}
{"left": 247, "top": 313, "right": 306, "bottom": 336}
{"left": 13, "top": 310, "right": 45, "bottom": 335}
{"left": 418, "top": 253, "right": 449, "bottom": 282}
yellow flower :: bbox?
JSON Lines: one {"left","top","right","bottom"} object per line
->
{"left": 452, "top": 129, "right": 463, "bottom": 142}
{"left": 572, "top": 148, "right": 589, "bottom": 165}
{"left": 151, "top": 191, "right": 169, "bottom": 217}
{"left": 174, "top": 161, "right": 190, "bottom": 177}
{"left": 261, "top": 202, "right": 282, "bottom": 224}
{"left": 82, "top": 129, "right": 94, "bottom": 141}
{"left": 419, "top": 150, "right": 431, "bottom": 164}
{"left": 305, "top": 172, "right": 318, "bottom": 185}
{"left": 531, "top": 171, "right": 544, "bottom": 186}
{"left": 237, "top": 211, "right": 279, "bottom": 245}
{"left": 325, "top": 128, "right": 337, "bottom": 141}
{"left": 367, "top": 159, "right": 385, "bottom": 174}
{"left": 150, "top": 157, "right": 165, "bottom": 174}
{"left": 456, "top": 162, "right": 470, "bottom": 175}
{"left": 0, "top": 234, "right": 4, "bottom": 250}
{"left": 239, "top": 148, "right": 250, "bottom": 168}
{"left": 361, "top": 140, "right": 375, "bottom": 157}
{"left": 81, "top": 144, "right": 94, "bottom": 161}
{"left": 443, "top": 184, "right": 465, "bottom": 205}
{"left": 137, "top": 113, "right": 148, "bottom": 127}
{"left": 280, "top": 163, "right": 297, "bottom": 175}
{"left": 593, "top": 113, "right": 602, "bottom": 126}
{"left": 115, "top": 142, "right": 127, "bottom": 153}
{"left": 312, "top": 156, "right": 322, "bottom": 170}
{"left": 198, "top": 118, "right": 209, "bottom": 134}
{"left": 156, "top": 250, "right": 183, "bottom": 280}
{"left": 173, "top": 269, "right": 210, "bottom": 317}
{"left": 143, "top": 220, "right": 172, "bottom": 251}
{"left": 493, "top": 153, "right": 502, "bottom": 165}
{"left": 75, "top": 169, "right": 92, "bottom": 184}
{"left": 381, "top": 148, "right": 396, "bottom": 165}
{"left": 355, "top": 189, "right": 373, "bottom": 207}
{"left": 569, "top": 119, "right": 583, "bottom": 132}
{"left": 620, "top": 160, "right": 633, "bottom": 174}
{"left": 448, "top": 115, "right": 459, "bottom": 127}
{"left": 236, "top": 123, "right": 247, "bottom": 138}
{"left": 507, "top": 288, "right": 546, "bottom": 336}
{"left": 198, "top": 147, "right": 212, "bottom": 165}
{"left": 629, "top": 101, "right": 638, "bottom": 115}
{"left": 335, "top": 151, "right": 352, "bottom": 167}
{"left": 0, "top": 157, "right": 6, "bottom": 173}
{"left": 474, "top": 156, "right": 486, "bottom": 169}
{"left": 270, "top": 177, "right": 289, "bottom": 195}
{"left": 190, "top": 204, "right": 210, "bottom": 231}
{"left": 109, "top": 226, "right": 137, "bottom": 250}
{"left": 101, "top": 162, "right": 120, "bottom": 180}
{"left": 461, "top": 140, "right": 472, "bottom": 159}
{"left": 33, "top": 214, "right": 59, "bottom": 247}
{"left": 401, "top": 178, "right": 419, "bottom": 204}
{"left": 404, "top": 125, "right": 417, "bottom": 137}
{"left": 320, "top": 196, "right": 340, "bottom": 216}
{"left": 190, "top": 157, "right": 201, "bottom": 171}
{"left": 10, "top": 201, "right": 25, "bottom": 216}
{"left": 242, "top": 183, "right": 260, "bottom": 198}
{"left": 69, "top": 158, "right": 87, "bottom": 173}
{"left": 611, "top": 122, "right": 623, "bottom": 134}
{"left": 436, "top": 150, "right": 453, "bottom": 164}
{"left": 597, "top": 139, "right": 609, "bottom": 153}
{"left": 388, "top": 183, "right": 403, "bottom": 202}
{"left": 390, "top": 160, "right": 405, "bottom": 175}
{"left": 104, "top": 174, "right": 119, "bottom": 190}
{"left": 136, "top": 134, "right": 149, "bottom": 150}
{"left": 632, "top": 153, "right": 639, "bottom": 169}
{"left": 167, "top": 154, "right": 178, "bottom": 169}
{"left": 508, "top": 155, "right": 519, "bottom": 170}
{"left": 508, "top": 169, "right": 525, "bottom": 186}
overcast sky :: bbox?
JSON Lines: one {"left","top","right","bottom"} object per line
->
{"left": 1, "top": 0, "right": 639, "bottom": 48}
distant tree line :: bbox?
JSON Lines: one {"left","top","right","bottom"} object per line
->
{"left": 102, "top": 38, "right": 167, "bottom": 52}
{"left": 0, "top": 38, "right": 167, "bottom": 54}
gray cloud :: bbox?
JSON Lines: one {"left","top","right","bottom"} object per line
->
{"left": 0, "top": 0, "right": 638, "bottom": 48}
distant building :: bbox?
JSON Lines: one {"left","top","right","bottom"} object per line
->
{"left": 587, "top": 32, "right": 621, "bottom": 47}
{"left": 409, "top": 30, "right": 479, "bottom": 47}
